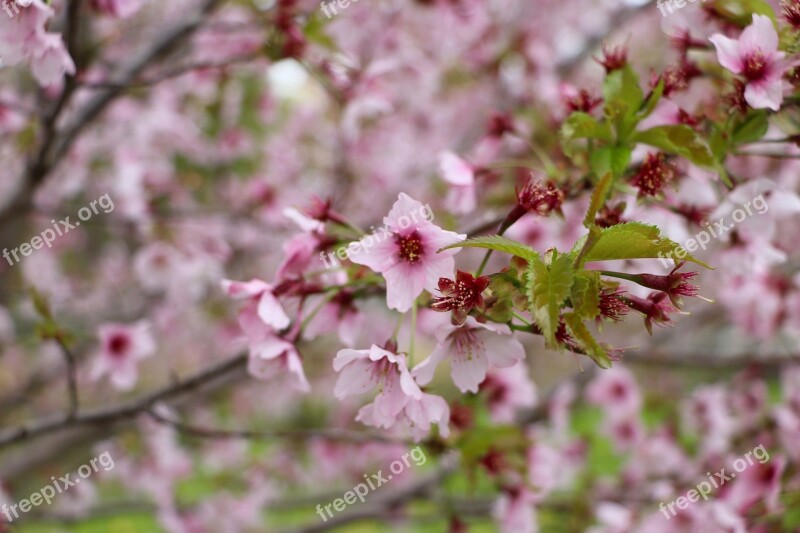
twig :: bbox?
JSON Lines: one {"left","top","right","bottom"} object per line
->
{"left": 0, "top": 353, "right": 246, "bottom": 449}
{"left": 146, "top": 409, "right": 411, "bottom": 444}
{"left": 54, "top": 337, "right": 79, "bottom": 419}
{"left": 79, "top": 53, "right": 261, "bottom": 90}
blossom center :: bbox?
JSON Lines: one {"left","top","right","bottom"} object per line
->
{"left": 395, "top": 231, "right": 424, "bottom": 264}
{"left": 451, "top": 329, "right": 484, "bottom": 362}
{"left": 108, "top": 333, "right": 131, "bottom": 358}
{"left": 742, "top": 51, "right": 768, "bottom": 81}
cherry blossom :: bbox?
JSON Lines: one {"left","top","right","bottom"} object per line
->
{"left": 710, "top": 14, "right": 787, "bottom": 110}
{"left": 90, "top": 321, "right": 156, "bottom": 390}
{"left": 348, "top": 193, "right": 465, "bottom": 312}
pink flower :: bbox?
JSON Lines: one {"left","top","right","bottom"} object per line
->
{"left": 722, "top": 454, "right": 785, "bottom": 514}
{"left": 275, "top": 232, "right": 320, "bottom": 281}
{"left": 301, "top": 291, "right": 363, "bottom": 347}
{"left": 236, "top": 299, "right": 309, "bottom": 392}
{"left": 29, "top": 32, "right": 76, "bottom": 86}
{"left": 585, "top": 367, "right": 642, "bottom": 418}
{"left": 222, "top": 278, "right": 290, "bottom": 331}
{"left": 0, "top": 0, "right": 52, "bottom": 65}
{"left": 438, "top": 151, "right": 477, "bottom": 214}
{"left": 413, "top": 317, "right": 525, "bottom": 393}
{"left": 710, "top": 15, "right": 787, "bottom": 110}
{"left": 334, "top": 345, "right": 422, "bottom": 429}
{"left": 480, "top": 365, "right": 538, "bottom": 424}
{"left": 348, "top": 193, "right": 465, "bottom": 313}
{"left": 387, "top": 392, "right": 451, "bottom": 441}
{"left": 493, "top": 486, "right": 537, "bottom": 533}
{"left": 90, "top": 321, "right": 155, "bottom": 390}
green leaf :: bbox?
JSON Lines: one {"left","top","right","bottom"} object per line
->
{"left": 590, "top": 146, "right": 631, "bottom": 180}
{"left": 639, "top": 78, "right": 665, "bottom": 119}
{"left": 487, "top": 269, "right": 527, "bottom": 319}
{"left": 732, "top": 110, "right": 769, "bottom": 145}
{"left": 563, "top": 313, "right": 612, "bottom": 368}
{"left": 570, "top": 270, "right": 601, "bottom": 320}
{"left": 603, "top": 65, "right": 644, "bottom": 140}
{"left": 527, "top": 251, "right": 574, "bottom": 346}
{"left": 578, "top": 222, "right": 713, "bottom": 268}
{"left": 584, "top": 172, "right": 614, "bottom": 228}
{"left": 561, "top": 112, "right": 614, "bottom": 143}
{"left": 713, "top": 0, "right": 777, "bottom": 25}
{"left": 439, "top": 235, "right": 540, "bottom": 261}
{"left": 603, "top": 65, "right": 643, "bottom": 116}
{"left": 709, "top": 123, "right": 729, "bottom": 161}
{"left": 634, "top": 125, "right": 715, "bottom": 168}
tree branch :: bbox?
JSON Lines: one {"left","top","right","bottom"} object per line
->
{"left": 0, "top": 353, "right": 246, "bottom": 449}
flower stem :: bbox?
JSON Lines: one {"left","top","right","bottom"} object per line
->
{"left": 599, "top": 270, "right": 642, "bottom": 284}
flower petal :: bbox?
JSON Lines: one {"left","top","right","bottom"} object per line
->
{"left": 450, "top": 349, "right": 489, "bottom": 393}
{"left": 257, "top": 291, "right": 290, "bottom": 330}
{"left": 709, "top": 34, "right": 743, "bottom": 74}
{"left": 745, "top": 78, "right": 783, "bottom": 111}
{"left": 479, "top": 330, "right": 526, "bottom": 368}
{"left": 334, "top": 358, "right": 377, "bottom": 399}
{"left": 740, "top": 14, "right": 778, "bottom": 55}
{"left": 412, "top": 345, "right": 449, "bottom": 385}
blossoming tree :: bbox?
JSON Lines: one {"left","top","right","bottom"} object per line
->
{"left": 1, "top": 0, "right": 800, "bottom": 531}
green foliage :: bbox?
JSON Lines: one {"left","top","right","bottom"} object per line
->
{"left": 603, "top": 65, "right": 643, "bottom": 141}
{"left": 633, "top": 125, "right": 715, "bottom": 168}
{"left": 589, "top": 146, "right": 631, "bottom": 179}
{"left": 526, "top": 251, "right": 574, "bottom": 347}
{"left": 731, "top": 110, "right": 770, "bottom": 144}
{"left": 439, "top": 235, "right": 540, "bottom": 261}
{"left": 583, "top": 172, "right": 614, "bottom": 228}
{"left": 712, "top": 0, "right": 777, "bottom": 25}
{"left": 569, "top": 270, "right": 601, "bottom": 320}
{"left": 561, "top": 112, "right": 614, "bottom": 142}
{"left": 487, "top": 268, "right": 528, "bottom": 321}
{"left": 563, "top": 313, "right": 611, "bottom": 368}
{"left": 576, "top": 221, "right": 712, "bottom": 268}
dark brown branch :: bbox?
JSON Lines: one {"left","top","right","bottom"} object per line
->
{"left": 0, "top": 0, "right": 224, "bottom": 231}
{"left": 79, "top": 53, "right": 261, "bottom": 90}
{"left": 54, "top": 337, "right": 79, "bottom": 419}
{"left": 146, "top": 409, "right": 411, "bottom": 444}
{"left": 0, "top": 353, "right": 246, "bottom": 449}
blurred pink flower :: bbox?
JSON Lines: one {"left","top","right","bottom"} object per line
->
{"left": 237, "top": 306, "right": 309, "bottom": 392}
{"left": 222, "top": 278, "right": 290, "bottom": 331}
{"left": 481, "top": 364, "right": 538, "bottom": 424}
{"left": 438, "top": 151, "right": 477, "bottom": 214}
{"left": 90, "top": 321, "right": 155, "bottom": 390}
{"left": 586, "top": 367, "right": 642, "bottom": 418}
